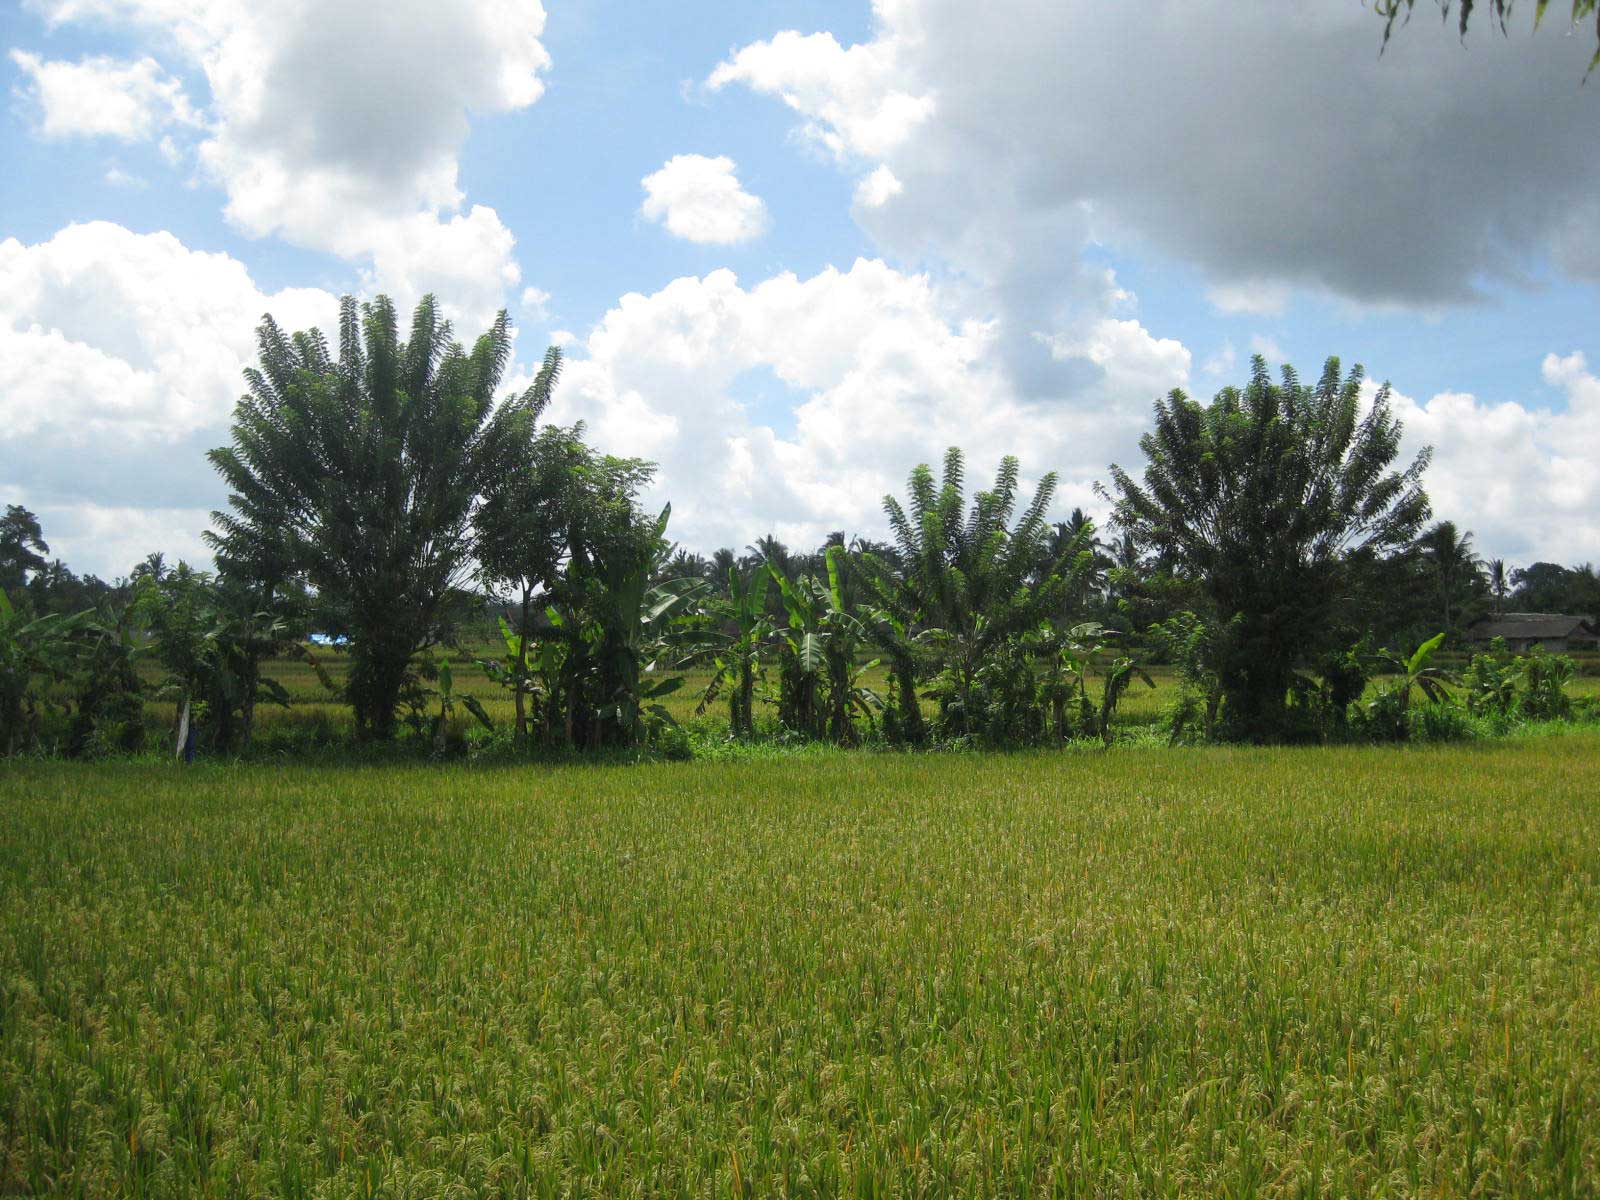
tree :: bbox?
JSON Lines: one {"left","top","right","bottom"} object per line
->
{"left": 858, "top": 448, "right": 1092, "bottom": 742}
{"left": 209, "top": 294, "right": 546, "bottom": 740}
{"left": 1107, "top": 356, "right": 1432, "bottom": 741}
{"left": 0, "top": 506, "right": 49, "bottom": 598}
{"left": 1511, "top": 561, "right": 1600, "bottom": 614}
{"left": 1376, "top": 1, "right": 1600, "bottom": 72}
{"left": 471, "top": 350, "right": 568, "bottom": 743}
{"left": 766, "top": 549, "right": 880, "bottom": 745}
{"left": 1487, "top": 557, "right": 1510, "bottom": 616}
{"left": 134, "top": 562, "right": 298, "bottom": 754}
{"left": 694, "top": 565, "right": 771, "bottom": 738}
{"left": 1416, "top": 520, "right": 1483, "bottom": 634}
{"left": 0, "top": 588, "right": 89, "bottom": 754}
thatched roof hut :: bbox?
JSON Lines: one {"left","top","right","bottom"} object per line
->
{"left": 1464, "top": 613, "right": 1599, "bottom": 653}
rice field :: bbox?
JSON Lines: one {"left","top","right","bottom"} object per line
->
{"left": 3, "top": 736, "right": 1598, "bottom": 1196}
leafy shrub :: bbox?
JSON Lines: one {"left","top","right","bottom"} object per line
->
{"left": 650, "top": 719, "right": 694, "bottom": 762}
{"left": 1519, "top": 648, "right": 1575, "bottom": 721}
{"left": 1460, "top": 638, "right": 1519, "bottom": 718}
{"left": 1408, "top": 701, "right": 1477, "bottom": 743}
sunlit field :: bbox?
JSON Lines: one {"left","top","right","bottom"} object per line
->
{"left": 4, "top": 736, "right": 1598, "bottom": 1196}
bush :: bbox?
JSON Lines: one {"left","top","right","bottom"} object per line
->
{"left": 650, "top": 717, "right": 694, "bottom": 761}
{"left": 1408, "top": 701, "right": 1477, "bottom": 744}
{"left": 1519, "top": 648, "right": 1575, "bottom": 722}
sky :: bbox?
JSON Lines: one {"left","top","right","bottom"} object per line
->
{"left": 2, "top": 0, "right": 1597, "bottom": 581}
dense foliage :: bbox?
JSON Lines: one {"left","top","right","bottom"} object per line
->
{"left": 1106, "top": 357, "right": 1432, "bottom": 740}
{"left": 3, "top": 317, "right": 1596, "bottom": 757}
{"left": 208, "top": 296, "right": 541, "bottom": 739}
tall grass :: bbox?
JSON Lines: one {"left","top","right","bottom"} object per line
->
{"left": 2, "top": 737, "right": 1597, "bottom": 1195}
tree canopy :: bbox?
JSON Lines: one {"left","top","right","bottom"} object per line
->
{"left": 1107, "top": 356, "right": 1433, "bottom": 740}
{"left": 208, "top": 294, "right": 548, "bottom": 739}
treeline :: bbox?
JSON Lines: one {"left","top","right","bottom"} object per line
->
{"left": 3, "top": 296, "right": 1595, "bottom": 758}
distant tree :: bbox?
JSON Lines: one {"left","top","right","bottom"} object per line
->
{"left": 746, "top": 534, "right": 793, "bottom": 579}
{"left": 662, "top": 547, "right": 711, "bottom": 584}
{"left": 1045, "top": 508, "right": 1106, "bottom": 611}
{"left": 1416, "top": 520, "right": 1483, "bottom": 634}
{"left": 0, "top": 506, "right": 49, "bottom": 598}
{"left": 1376, "top": 0, "right": 1599, "bottom": 71}
{"left": 1509, "top": 561, "right": 1600, "bottom": 614}
{"left": 710, "top": 547, "right": 739, "bottom": 584}
{"left": 1107, "top": 356, "right": 1432, "bottom": 741}
{"left": 209, "top": 294, "right": 546, "bottom": 740}
{"left": 1487, "top": 557, "right": 1510, "bottom": 617}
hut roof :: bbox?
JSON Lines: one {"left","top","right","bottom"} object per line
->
{"left": 1465, "top": 613, "right": 1598, "bottom": 641}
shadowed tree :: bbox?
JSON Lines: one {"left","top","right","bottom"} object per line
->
{"left": 209, "top": 294, "right": 547, "bottom": 740}
{"left": 1417, "top": 520, "right": 1483, "bottom": 634}
{"left": 0, "top": 506, "right": 49, "bottom": 599}
{"left": 1487, "top": 557, "right": 1510, "bottom": 616}
{"left": 1107, "top": 355, "right": 1432, "bottom": 741}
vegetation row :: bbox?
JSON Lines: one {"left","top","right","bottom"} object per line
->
{"left": 4, "top": 295, "right": 1598, "bottom": 761}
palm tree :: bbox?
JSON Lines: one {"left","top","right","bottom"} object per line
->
{"left": 746, "top": 534, "right": 792, "bottom": 579}
{"left": 1416, "top": 521, "right": 1483, "bottom": 635}
{"left": 857, "top": 448, "right": 1092, "bottom": 739}
{"left": 1048, "top": 507, "right": 1106, "bottom": 609}
{"left": 710, "top": 548, "right": 739, "bottom": 586}
{"left": 1487, "top": 558, "right": 1510, "bottom": 617}
{"left": 209, "top": 294, "right": 547, "bottom": 739}
{"left": 1106, "top": 356, "right": 1431, "bottom": 740}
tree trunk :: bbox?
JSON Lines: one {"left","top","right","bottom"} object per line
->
{"left": 514, "top": 588, "right": 532, "bottom": 744}
{"left": 738, "top": 655, "right": 755, "bottom": 738}
{"left": 894, "top": 658, "right": 925, "bottom": 744}
{"left": 350, "top": 636, "right": 411, "bottom": 741}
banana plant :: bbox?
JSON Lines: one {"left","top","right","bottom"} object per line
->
{"left": 479, "top": 615, "right": 541, "bottom": 744}
{"left": 429, "top": 657, "right": 494, "bottom": 754}
{"left": 819, "top": 547, "right": 881, "bottom": 746}
{"left": 694, "top": 566, "right": 771, "bottom": 739}
{"left": 1097, "top": 654, "right": 1156, "bottom": 749}
{"left": 1376, "top": 632, "right": 1453, "bottom": 712}
{"left": 0, "top": 588, "right": 90, "bottom": 755}
{"left": 767, "top": 549, "right": 880, "bottom": 745}
{"left": 767, "top": 560, "right": 826, "bottom": 738}
{"left": 1031, "top": 620, "right": 1108, "bottom": 743}
{"left": 564, "top": 504, "right": 696, "bottom": 747}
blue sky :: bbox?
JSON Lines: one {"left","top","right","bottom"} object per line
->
{"left": 2, "top": 0, "right": 1597, "bottom": 578}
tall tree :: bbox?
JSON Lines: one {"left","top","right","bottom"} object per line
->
{"left": 1417, "top": 520, "right": 1483, "bottom": 634}
{"left": 1107, "top": 356, "right": 1432, "bottom": 741}
{"left": 859, "top": 448, "right": 1091, "bottom": 741}
{"left": 209, "top": 294, "right": 546, "bottom": 739}
{"left": 0, "top": 506, "right": 50, "bottom": 599}
{"left": 1487, "top": 557, "right": 1510, "bottom": 617}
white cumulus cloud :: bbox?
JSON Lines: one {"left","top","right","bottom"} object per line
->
{"left": 707, "top": 26, "right": 933, "bottom": 162}
{"left": 640, "top": 155, "right": 769, "bottom": 245}
{"left": 21, "top": 0, "right": 554, "bottom": 326}
{"left": 540, "top": 258, "right": 1187, "bottom": 554}
{"left": 0, "top": 222, "right": 336, "bottom": 577}
{"left": 9, "top": 50, "right": 198, "bottom": 141}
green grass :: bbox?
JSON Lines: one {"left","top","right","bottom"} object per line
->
{"left": 3, "top": 738, "right": 1599, "bottom": 1195}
